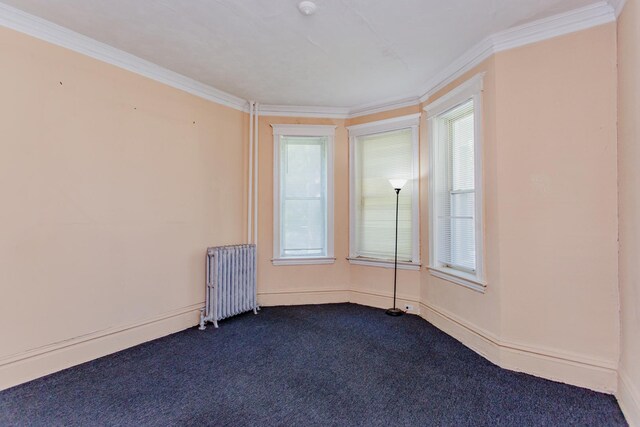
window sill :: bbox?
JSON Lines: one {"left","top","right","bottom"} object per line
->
{"left": 272, "top": 257, "right": 336, "bottom": 266}
{"left": 428, "top": 266, "right": 486, "bottom": 293}
{"left": 347, "top": 257, "right": 421, "bottom": 271}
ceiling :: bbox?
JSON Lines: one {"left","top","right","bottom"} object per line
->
{"left": 0, "top": 0, "right": 613, "bottom": 108}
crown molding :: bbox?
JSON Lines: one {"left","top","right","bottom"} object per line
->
{"left": 0, "top": 2, "right": 248, "bottom": 112}
{"left": 280, "top": 1, "right": 617, "bottom": 114}
{"left": 418, "top": 38, "right": 494, "bottom": 104}
{"left": 424, "top": 73, "right": 485, "bottom": 117}
{"left": 259, "top": 95, "right": 421, "bottom": 120}
{"left": 491, "top": 1, "right": 616, "bottom": 52}
{"left": 347, "top": 96, "right": 421, "bottom": 118}
{"left": 260, "top": 96, "right": 420, "bottom": 119}
{"left": 419, "top": 1, "right": 615, "bottom": 103}
{"left": 0, "top": 1, "right": 618, "bottom": 118}
{"left": 259, "top": 104, "right": 350, "bottom": 119}
{"left": 608, "top": 0, "right": 627, "bottom": 16}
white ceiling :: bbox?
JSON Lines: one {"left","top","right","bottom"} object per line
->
{"left": 1, "top": 0, "right": 609, "bottom": 108}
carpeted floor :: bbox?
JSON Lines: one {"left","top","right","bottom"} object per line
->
{"left": 0, "top": 303, "right": 627, "bottom": 426}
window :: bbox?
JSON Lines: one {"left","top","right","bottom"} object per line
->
{"left": 348, "top": 114, "right": 420, "bottom": 270}
{"left": 272, "top": 125, "right": 335, "bottom": 265}
{"left": 426, "top": 73, "right": 485, "bottom": 291}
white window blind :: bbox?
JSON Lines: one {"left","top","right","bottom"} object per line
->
{"left": 435, "top": 100, "right": 476, "bottom": 273}
{"left": 279, "top": 136, "right": 328, "bottom": 258}
{"left": 427, "top": 73, "right": 485, "bottom": 290}
{"left": 354, "top": 128, "right": 414, "bottom": 261}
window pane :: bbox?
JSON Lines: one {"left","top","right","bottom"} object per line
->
{"left": 436, "top": 99, "right": 476, "bottom": 272}
{"left": 283, "top": 137, "right": 324, "bottom": 198}
{"left": 451, "top": 192, "right": 475, "bottom": 270}
{"left": 451, "top": 113, "right": 475, "bottom": 191}
{"left": 280, "top": 136, "right": 327, "bottom": 258}
{"left": 355, "top": 128, "right": 413, "bottom": 261}
{"left": 282, "top": 199, "right": 324, "bottom": 257}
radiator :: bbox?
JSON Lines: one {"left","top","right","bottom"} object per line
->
{"left": 199, "top": 244, "right": 259, "bottom": 329}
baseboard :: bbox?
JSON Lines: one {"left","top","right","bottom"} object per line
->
{"left": 258, "top": 288, "right": 422, "bottom": 315}
{"left": 258, "top": 289, "right": 350, "bottom": 306}
{"left": 0, "top": 303, "right": 202, "bottom": 391}
{"left": 349, "top": 290, "right": 421, "bottom": 315}
{"left": 618, "top": 370, "right": 640, "bottom": 427}
{"left": 420, "top": 302, "right": 618, "bottom": 393}
{"left": 420, "top": 302, "right": 501, "bottom": 364}
{"left": 2, "top": 292, "right": 621, "bottom": 399}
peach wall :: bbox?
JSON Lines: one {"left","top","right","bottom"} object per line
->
{"left": 495, "top": 23, "right": 618, "bottom": 363}
{"left": 0, "top": 27, "right": 247, "bottom": 389}
{"left": 256, "top": 115, "right": 351, "bottom": 305}
{"left": 420, "top": 56, "right": 503, "bottom": 339}
{"left": 420, "top": 24, "right": 619, "bottom": 392}
{"left": 617, "top": 0, "right": 640, "bottom": 423}
{"left": 256, "top": 108, "right": 423, "bottom": 309}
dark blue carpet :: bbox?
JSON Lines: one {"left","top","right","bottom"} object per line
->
{"left": 0, "top": 303, "right": 627, "bottom": 426}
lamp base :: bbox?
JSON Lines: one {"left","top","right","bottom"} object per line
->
{"left": 385, "top": 308, "right": 404, "bottom": 316}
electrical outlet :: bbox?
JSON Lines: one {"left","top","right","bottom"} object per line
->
{"left": 404, "top": 304, "right": 414, "bottom": 312}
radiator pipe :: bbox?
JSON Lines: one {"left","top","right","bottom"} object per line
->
{"left": 253, "top": 103, "right": 259, "bottom": 306}
{"left": 247, "top": 101, "right": 254, "bottom": 243}
{"left": 253, "top": 102, "right": 259, "bottom": 246}
{"left": 199, "top": 252, "right": 211, "bottom": 330}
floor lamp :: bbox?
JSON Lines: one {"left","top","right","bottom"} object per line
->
{"left": 386, "top": 178, "right": 407, "bottom": 316}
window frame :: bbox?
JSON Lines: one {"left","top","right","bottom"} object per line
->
{"left": 425, "top": 73, "right": 486, "bottom": 292}
{"left": 271, "top": 124, "right": 336, "bottom": 266}
{"left": 347, "top": 114, "right": 421, "bottom": 270}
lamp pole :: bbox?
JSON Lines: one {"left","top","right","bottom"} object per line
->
{"left": 386, "top": 179, "right": 406, "bottom": 316}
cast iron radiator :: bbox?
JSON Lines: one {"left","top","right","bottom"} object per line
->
{"left": 199, "top": 244, "right": 259, "bottom": 329}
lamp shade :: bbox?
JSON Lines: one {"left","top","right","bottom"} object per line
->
{"left": 388, "top": 178, "right": 407, "bottom": 190}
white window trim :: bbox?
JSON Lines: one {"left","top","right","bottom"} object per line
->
{"left": 425, "top": 73, "right": 486, "bottom": 292}
{"left": 272, "top": 257, "right": 336, "bottom": 266}
{"left": 346, "top": 257, "right": 421, "bottom": 271}
{"left": 271, "top": 124, "right": 336, "bottom": 266}
{"left": 347, "top": 113, "right": 421, "bottom": 268}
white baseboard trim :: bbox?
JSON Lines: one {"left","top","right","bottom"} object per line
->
{"left": 420, "top": 302, "right": 618, "bottom": 393}
{"left": 257, "top": 288, "right": 423, "bottom": 316}
{"left": 257, "top": 291, "right": 617, "bottom": 394}
{"left": 420, "top": 302, "right": 501, "bottom": 363}
{"left": 0, "top": 303, "right": 202, "bottom": 391}
{"left": 2, "top": 291, "right": 622, "bottom": 402}
{"left": 258, "top": 289, "right": 350, "bottom": 306}
{"left": 349, "top": 290, "right": 421, "bottom": 315}
{"left": 618, "top": 369, "right": 640, "bottom": 427}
